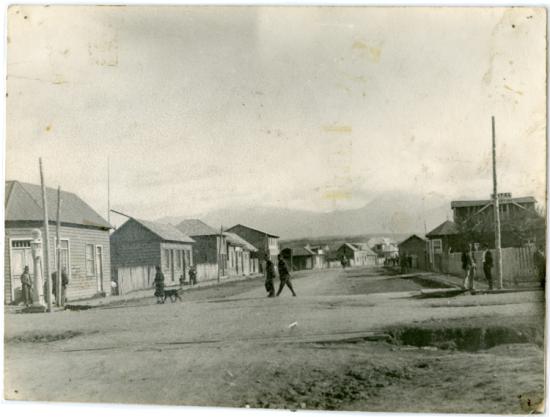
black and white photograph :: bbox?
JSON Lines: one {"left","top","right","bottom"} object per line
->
{"left": 3, "top": 3, "right": 547, "bottom": 415}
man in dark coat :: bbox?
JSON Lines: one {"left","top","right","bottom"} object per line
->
{"left": 153, "top": 265, "right": 165, "bottom": 304}
{"left": 276, "top": 254, "right": 297, "bottom": 297}
{"left": 189, "top": 265, "right": 197, "bottom": 286}
{"left": 20, "top": 266, "right": 32, "bottom": 307}
{"left": 482, "top": 244, "right": 494, "bottom": 290}
{"left": 265, "top": 255, "right": 275, "bottom": 297}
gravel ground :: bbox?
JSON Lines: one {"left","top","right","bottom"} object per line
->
{"left": 4, "top": 266, "right": 545, "bottom": 413}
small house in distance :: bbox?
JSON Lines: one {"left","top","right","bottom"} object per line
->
{"left": 336, "top": 243, "right": 377, "bottom": 267}
{"left": 398, "top": 234, "right": 427, "bottom": 270}
{"left": 281, "top": 246, "right": 315, "bottom": 271}
{"left": 426, "top": 220, "right": 460, "bottom": 271}
{"left": 110, "top": 218, "right": 194, "bottom": 294}
{"left": 5, "top": 180, "right": 112, "bottom": 304}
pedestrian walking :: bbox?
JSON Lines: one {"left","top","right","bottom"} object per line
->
{"left": 153, "top": 265, "right": 165, "bottom": 304}
{"left": 463, "top": 244, "right": 476, "bottom": 292}
{"left": 265, "top": 255, "right": 275, "bottom": 297}
{"left": 482, "top": 244, "right": 494, "bottom": 290}
{"left": 20, "top": 266, "right": 32, "bottom": 307}
{"left": 276, "top": 254, "right": 297, "bottom": 297}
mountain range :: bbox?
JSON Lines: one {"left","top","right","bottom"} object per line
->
{"left": 157, "top": 192, "right": 453, "bottom": 240}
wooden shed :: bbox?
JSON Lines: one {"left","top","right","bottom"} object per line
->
{"left": 398, "top": 234, "right": 428, "bottom": 270}
{"left": 110, "top": 218, "right": 194, "bottom": 294}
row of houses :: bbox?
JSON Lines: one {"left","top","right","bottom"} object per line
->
{"left": 397, "top": 192, "right": 543, "bottom": 283}
{"left": 280, "top": 239, "right": 399, "bottom": 271}
{"left": 5, "top": 180, "right": 282, "bottom": 304}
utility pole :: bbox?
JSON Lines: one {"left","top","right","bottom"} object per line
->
{"left": 107, "top": 158, "right": 111, "bottom": 225}
{"left": 56, "top": 186, "right": 62, "bottom": 307}
{"left": 39, "top": 158, "right": 53, "bottom": 312}
{"left": 217, "top": 225, "right": 224, "bottom": 283}
{"left": 492, "top": 116, "right": 503, "bottom": 289}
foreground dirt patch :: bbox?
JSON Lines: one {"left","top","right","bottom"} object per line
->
{"left": 5, "top": 330, "right": 96, "bottom": 344}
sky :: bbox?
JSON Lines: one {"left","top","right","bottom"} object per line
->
{"left": 6, "top": 6, "right": 547, "bottom": 228}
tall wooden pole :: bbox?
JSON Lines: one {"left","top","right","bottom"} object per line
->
{"left": 217, "top": 225, "right": 223, "bottom": 283}
{"left": 107, "top": 158, "right": 111, "bottom": 225}
{"left": 56, "top": 186, "right": 62, "bottom": 307}
{"left": 39, "top": 158, "right": 53, "bottom": 312}
{"left": 492, "top": 116, "right": 503, "bottom": 289}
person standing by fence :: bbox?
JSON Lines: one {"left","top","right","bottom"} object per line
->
{"left": 463, "top": 244, "right": 476, "bottom": 292}
{"left": 482, "top": 244, "right": 494, "bottom": 290}
{"left": 153, "top": 265, "right": 165, "bottom": 304}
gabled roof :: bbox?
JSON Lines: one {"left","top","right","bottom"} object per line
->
{"left": 451, "top": 196, "right": 536, "bottom": 208}
{"left": 176, "top": 219, "right": 218, "bottom": 236}
{"left": 282, "top": 246, "right": 315, "bottom": 257}
{"left": 5, "top": 180, "right": 111, "bottom": 229}
{"left": 426, "top": 220, "right": 458, "bottom": 237}
{"left": 224, "top": 232, "right": 257, "bottom": 252}
{"left": 338, "top": 242, "right": 377, "bottom": 255}
{"left": 227, "top": 224, "right": 279, "bottom": 238}
{"left": 398, "top": 234, "right": 426, "bottom": 247}
{"left": 133, "top": 218, "right": 195, "bottom": 243}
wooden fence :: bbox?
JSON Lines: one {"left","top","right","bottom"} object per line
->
{"left": 435, "top": 246, "right": 538, "bottom": 287}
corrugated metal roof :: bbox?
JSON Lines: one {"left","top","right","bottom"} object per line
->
{"left": 5, "top": 180, "right": 111, "bottom": 229}
{"left": 176, "top": 219, "right": 218, "bottom": 236}
{"left": 134, "top": 218, "right": 195, "bottom": 243}
{"left": 426, "top": 220, "right": 458, "bottom": 237}
{"left": 224, "top": 232, "right": 257, "bottom": 252}
{"left": 451, "top": 196, "right": 536, "bottom": 208}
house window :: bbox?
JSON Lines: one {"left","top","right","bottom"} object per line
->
{"left": 176, "top": 250, "right": 182, "bottom": 268}
{"left": 164, "top": 249, "right": 170, "bottom": 268}
{"left": 85, "top": 244, "right": 95, "bottom": 276}
{"left": 431, "top": 239, "right": 443, "bottom": 254}
{"left": 54, "top": 239, "right": 70, "bottom": 275}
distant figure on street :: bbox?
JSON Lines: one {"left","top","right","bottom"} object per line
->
{"left": 265, "top": 255, "right": 275, "bottom": 297}
{"left": 189, "top": 265, "right": 197, "bottom": 286}
{"left": 51, "top": 267, "right": 69, "bottom": 305}
{"left": 20, "top": 266, "right": 32, "bottom": 307}
{"left": 482, "top": 244, "right": 494, "bottom": 290}
{"left": 463, "top": 244, "right": 476, "bottom": 292}
{"left": 534, "top": 246, "right": 546, "bottom": 288}
{"left": 276, "top": 254, "right": 297, "bottom": 297}
{"left": 341, "top": 255, "right": 348, "bottom": 269}
{"left": 153, "top": 265, "right": 165, "bottom": 304}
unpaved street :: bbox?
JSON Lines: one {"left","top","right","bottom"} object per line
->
{"left": 4, "top": 267, "right": 545, "bottom": 413}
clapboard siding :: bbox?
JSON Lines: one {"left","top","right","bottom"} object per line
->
{"left": 5, "top": 224, "right": 111, "bottom": 303}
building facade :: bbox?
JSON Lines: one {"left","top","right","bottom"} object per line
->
{"left": 110, "top": 218, "right": 194, "bottom": 293}
{"left": 5, "top": 181, "right": 112, "bottom": 304}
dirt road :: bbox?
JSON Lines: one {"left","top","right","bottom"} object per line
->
{"left": 4, "top": 266, "right": 545, "bottom": 413}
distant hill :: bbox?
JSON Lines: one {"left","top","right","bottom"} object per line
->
{"left": 157, "top": 192, "right": 452, "bottom": 240}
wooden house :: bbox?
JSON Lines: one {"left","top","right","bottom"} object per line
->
{"left": 5, "top": 180, "right": 112, "bottom": 304}
{"left": 336, "top": 243, "right": 377, "bottom": 267}
{"left": 175, "top": 219, "right": 226, "bottom": 280}
{"left": 110, "top": 218, "right": 194, "bottom": 294}
{"left": 426, "top": 220, "right": 460, "bottom": 271}
{"left": 281, "top": 246, "right": 315, "bottom": 271}
{"left": 398, "top": 234, "right": 428, "bottom": 270}
{"left": 226, "top": 224, "right": 280, "bottom": 270}
{"left": 224, "top": 231, "right": 259, "bottom": 276}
